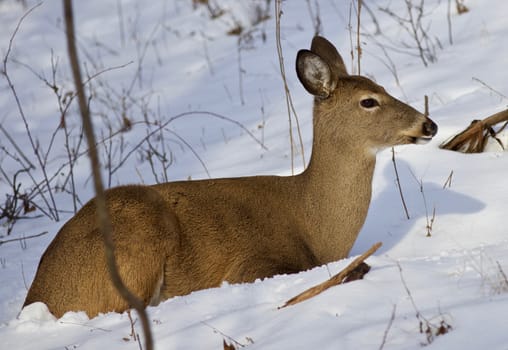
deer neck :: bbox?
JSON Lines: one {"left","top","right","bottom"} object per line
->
{"left": 296, "top": 108, "right": 377, "bottom": 264}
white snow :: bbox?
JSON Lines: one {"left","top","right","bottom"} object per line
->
{"left": 1, "top": 0, "right": 507, "bottom": 349}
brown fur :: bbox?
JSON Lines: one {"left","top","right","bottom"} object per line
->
{"left": 23, "top": 36, "right": 437, "bottom": 318}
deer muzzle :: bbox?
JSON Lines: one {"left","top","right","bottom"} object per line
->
{"left": 414, "top": 117, "right": 438, "bottom": 144}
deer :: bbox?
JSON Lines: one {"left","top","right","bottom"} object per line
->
{"left": 23, "top": 36, "right": 437, "bottom": 318}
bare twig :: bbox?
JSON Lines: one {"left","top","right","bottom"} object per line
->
{"left": 305, "top": 0, "right": 322, "bottom": 35}
{"left": 125, "top": 310, "right": 143, "bottom": 350}
{"left": 0, "top": 123, "right": 35, "bottom": 170}
{"left": 236, "top": 36, "right": 245, "bottom": 105}
{"left": 447, "top": 0, "right": 453, "bottom": 45}
{"left": 472, "top": 77, "right": 508, "bottom": 100}
{"left": 280, "top": 242, "right": 382, "bottom": 308}
{"left": 21, "top": 260, "right": 28, "bottom": 290}
{"left": 442, "top": 170, "right": 453, "bottom": 189}
{"left": 397, "top": 262, "right": 452, "bottom": 344}
{"left": 397, "top": 261, "right": 425, "bottom": 325}
{"left": 62, "top": 2, "right": 153, "bottom": 350}
{"left": 0, "top": 167, "right": 41, "bottom": 235}
{"left": 405, "top": 0, "right": 428, "bottom": 66}
{"left": 365, "top": 37, "right": 407, "bottom": 98}
{"left": 363, "top": 1, "right": 381, "bottom": 35}
{"left": 0, "top": 231, "right": 48, "bottom": 246}
{"left": 496, "top": 261, "right": 508, "bottom": 291}
{"left": 348, "top": 2, "right": 355, "bottom": 73}
{"left": 379, "top": 0, "right": 440, "bottom": 67}
{"left": 391, "top": 148, "right": 410, "bottom": 220}
{"left": 424, "top": 94, "right": 429, "bottom": 118}
{"left": 409, "top": 170, "right": 435, "bottom": 237}
{"left": 356, "top": 0, "right": 362, "bottom": 74}
{"left": 59, "top": 320, "right": 112, "bottom": 332}
{"left": 379, "top": 304, "right": 397, "bottom": 350}
{"left": 166, "top": 129, "right": 210, "bottom": 178}
{"left": 116, "top": 0, "right": 126, "bottom": 48}
{"left": 421, "top": 96, "right": 436, "bottom": 236}
{"left": 200, "top": 320, "right": 246, "bottom": 348}
{"left": 109, "top": 110, "right": 264, "bottom": 176}
{"left": 3, "top": 2, "right": 59, "bottom": 222}
{"left": 275, "top": 0, "right": 306, "bottom": 174}
{"left": 126, "top": 22, "right": 161, "bottom": 95}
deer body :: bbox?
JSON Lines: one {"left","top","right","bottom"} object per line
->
{"left": 23, "top": 36, "right": 437, "bottom": 318}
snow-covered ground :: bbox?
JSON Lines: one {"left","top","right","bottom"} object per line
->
{"left": 1, "top": 0, "right": 507, "bottom": 349}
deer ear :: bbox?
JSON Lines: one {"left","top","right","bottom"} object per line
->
{"left": 310, "top": 36, "right": 348, "bottom": 78}
{"left": 296, "top": 49, "right": 336, "bottom": 98}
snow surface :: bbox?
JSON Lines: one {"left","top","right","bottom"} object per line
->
{"left": 1, "top": 0, "right": 508, "bottom": 349}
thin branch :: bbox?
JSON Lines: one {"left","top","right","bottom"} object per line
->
{"left": 379, "top": 304, "right": 397, "bottom": 350}
{"left": 109, "top": 110, "right": 266, "bottom": 176}
{"left": 280, "top": 242, "right": 382, "bottom": 308}
{"left": 275, "top": 0, "right": 305, "bottom": 174}
{"left": 356, "top": 0, "right": 362, "bottom": 74}
{"left": 2, "top": 3, "right": 42, "bottom": 71}
{"left": 236, "top": 36, "right": 245, "bottom": 105}
{"left": 391, "top": 148, "right": 410, "bottom": 220}
{"left": 165, "top": 129, "right": 211, "bottom": 178}
{"left": 0, "top": 231, "right": 48, "bottom": 246}
{"left": 442, "top": 170, "right": 453, "bottom": 189}
{"left": 447, "top": 0, "right": 453, "bottom": 45}
{"left": 424, "top": 94, "right": 429, "bottom": 118}
{"left": 305, "top": 0, "right": 322, "bottom": 35}
{"left": 348, "top": 2, "right": 355, "bottom": 72}
{"left": 408, "top": 169, "right": 435, "bottom": 237}
{"left": 362, "top": 1, "right": 381, "bottom": 35}
{"left": 472, "top": 77, "right": 508, "bottom": 100}
{"left": 62, "top": 2, "right": 153, "bottom": 350}
{"left": 396, "top": 261, "right": 452, "bottom": 344}
{"left": 0, "top": 123, "right": 35, "bottom": 169}
{"left": 397, "top": 261, "right": 425, "bottom": 324}
{"left": 496, "top": 261, "right": 508, "bottom": 290}
{"left": 200, "top": 320, "right": 246, "bottom": 348}
{"left": 2, "top": 2, "right": 59, "bottom": 221}
{"left": 405, "top": 0, "right": 428, "bottom": 66}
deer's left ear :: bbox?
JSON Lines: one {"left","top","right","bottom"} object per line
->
{"left": 310, "top": 36, "right": 349, "bottom": 78}
{"left": 296, "top": 49, "right": 337, "bottom": 98}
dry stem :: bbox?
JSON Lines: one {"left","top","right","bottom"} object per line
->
{"left": 62, "top": 1, "right": 153, "bottom": 349}
{"left": 3, "top": 2, "right": 59, "bottom": 222}
{"left": 275, "top": 0, "right": 305, "bottom": 174}
{"left": 356, "top": 0, "right": 362, "bottom": 74}
{"left": 379, "top": 304, "right": 397, "bottom": 350}
{"left": 397, "top": 262, "right": 452, "bottom": 344}
{"left": 280, "top": 242, "right": 382, "bottom": 308}
{"left": 391, "top": 148, "right": 410, "bottom": 220}
{"left": 0, "top": 231, "right": 47, "bottom": 246}
{"left": 442, "top": 170, "right": 453, "bottom": 189}
{"left": 440, "top": 109, "right": 508, "bottom": 153}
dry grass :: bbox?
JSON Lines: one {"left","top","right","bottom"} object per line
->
{"left": 440, "top": 109, "right": 508, "bottom": 153}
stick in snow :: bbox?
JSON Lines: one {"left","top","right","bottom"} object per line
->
{"left": 280, "top": 242, "right": 382, "bottom": 308}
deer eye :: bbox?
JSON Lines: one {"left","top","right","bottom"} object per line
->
{"left": 360, "top": 98, "right": 379, "bottom": 109}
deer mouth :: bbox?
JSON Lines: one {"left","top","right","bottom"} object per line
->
{"left": 401, "top": 134, "right": 434, "bottom": 145}
{"left": 403, "top": 118, "right": 438, "bottom": 145}
{"left": 413, "top": 136, "right": 433, "bottom": 144}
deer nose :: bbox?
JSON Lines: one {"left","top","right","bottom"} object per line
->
{"left": 423, "top": 119, "right": 438, "bottom": 137}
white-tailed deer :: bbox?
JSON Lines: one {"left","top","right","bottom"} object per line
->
{"left": 23, "top": 36, "right": 437, "bottom": 318}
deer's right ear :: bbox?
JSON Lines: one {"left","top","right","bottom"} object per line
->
{"left": 296, "top": 49, "right": 336, "bottom": 98}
